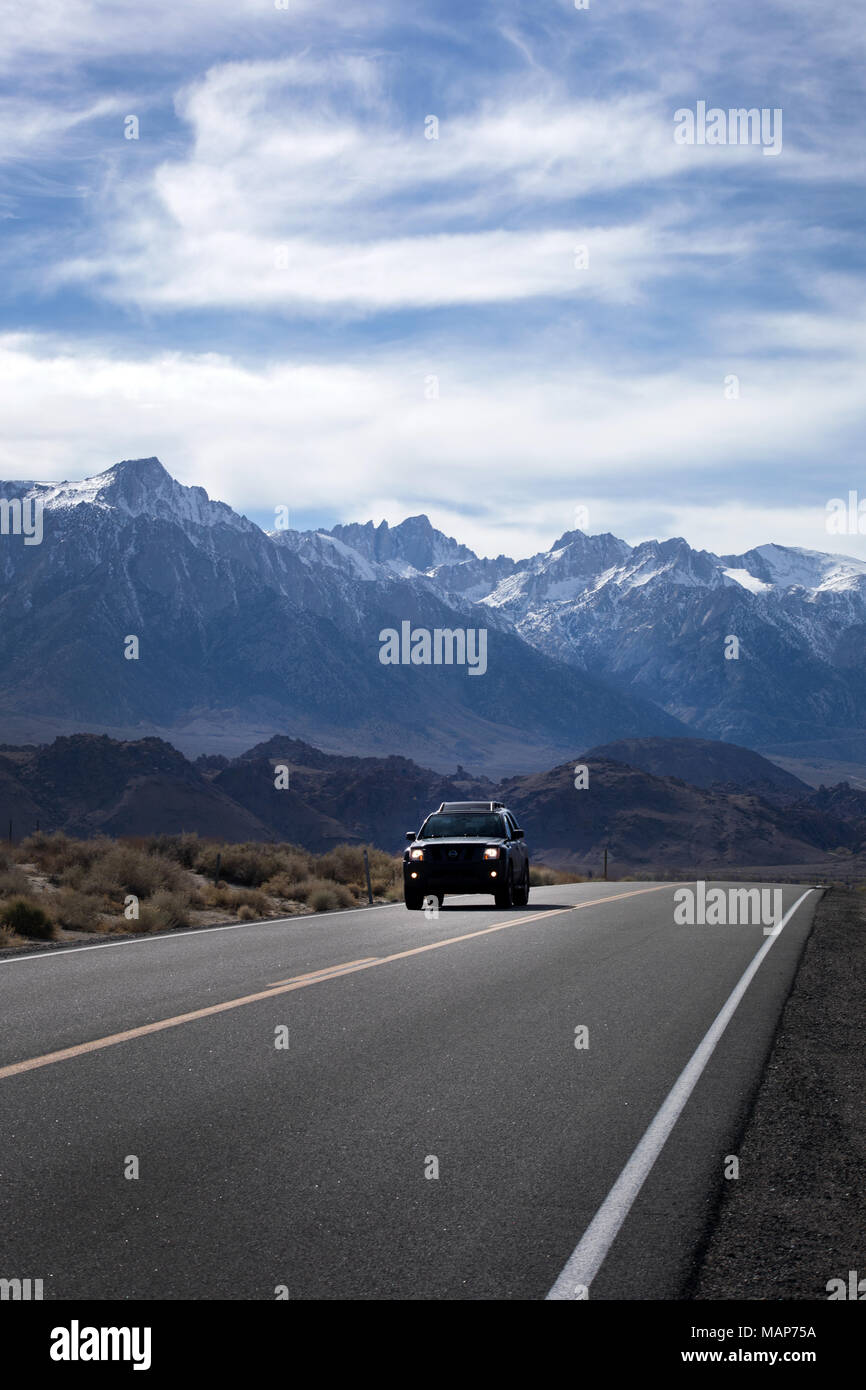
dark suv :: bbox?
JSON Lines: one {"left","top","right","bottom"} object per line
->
{"left": 403, "top": 801, "right": 530, "bottom": 910}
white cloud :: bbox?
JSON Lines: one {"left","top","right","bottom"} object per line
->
{"left": 0, "top": 94, "right": 125, "bottom": 160}
{"left": 0, "top": 322, "right": 862, "bottom": 559}
{"left": 62, "top": 223, "right": 695, "bottom": 312}
{"left": 0, "top": 1, "right": 328, "bottom": 72}
{"left": 48, "top": 56, "right": 791, "bottom": 315}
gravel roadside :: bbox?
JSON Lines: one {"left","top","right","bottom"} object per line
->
{"left": 690, "top": 886, "right": 866, "bottom": 1300}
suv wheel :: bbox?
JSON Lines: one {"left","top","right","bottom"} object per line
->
{"left": 404, "top": 887, "right": 424, "bottom": 910}
{"left": 494, "top": 868, "right": 515, "bottom": 909}
{"left": 513, "top": 865, "right": 530, "bottom": 906}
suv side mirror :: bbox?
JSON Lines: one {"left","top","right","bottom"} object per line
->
{"left": 513, "top": 828, "right": 524, "bottom": 839}
{"left": 406, "top": 830, "right": 417, "bottom": 841}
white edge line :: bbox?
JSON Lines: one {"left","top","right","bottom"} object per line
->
{"left": 545, "top": 886, "right": 816, "bottom": 1301}
{"left": 0, "top": 900, "right": 398, "bottom": 966}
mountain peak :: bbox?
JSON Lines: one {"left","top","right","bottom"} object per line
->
{"left": 93, "top": 457, "right": 175, "bottom": 509}
{"left": 327, "top": 513, "right": 476, "bottom": 573}
{"left": 32, "top": 457, "right": 256, "bottom": 534}
{"left": 102, "top": 455, "right": 172, "bottom": 483}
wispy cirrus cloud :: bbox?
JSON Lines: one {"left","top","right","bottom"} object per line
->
{"left": 44, "top": 53, "right": 833, "bottom": 315}
{"left": 0, "top": 0, "right": 863, "bottom": 558}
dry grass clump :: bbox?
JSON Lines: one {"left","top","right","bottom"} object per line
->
{"left": 198, "top": 883, "right": 270, "bottom": 915}
{"left": 0, "top": 865, "right": 31, "bottom": 897}
{"left": 134, "top": 889, "right": 193, "bottom": 933}
{"left": 80, "top": 844, "right": 186, "bottom": 899}
{"left": 193, "top": 842, "right": 291, "bottom": 888}
{"left": 0, "top": 831, "right": 404, "bottom": 951}
{"left": 529, "top": 865, "right": 586, "bottom": 886}
{"left": 144, "top": 832, "right": 202, "bottom": 868}
{"left": 16, "top": 831, "right": 107, "bottom": 880}
{"left": 296, "top": 878, "right": 357, "bottom": 912}
{"left": 0, "top": 896, "right": 56, "bottom": 940}
{"left": 50, "top": 888, "right": 105, "bottom": 933}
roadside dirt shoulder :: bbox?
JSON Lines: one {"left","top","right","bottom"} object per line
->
{"left": 691, "top": 887, "right": 866, "bottom": 1299}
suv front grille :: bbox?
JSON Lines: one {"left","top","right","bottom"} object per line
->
{"left": 424, "top": 844, "right": 488, "bottom": 864}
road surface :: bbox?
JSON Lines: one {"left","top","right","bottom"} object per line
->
{"left": 0, "top": 880, "right": 818, "bottom": 1300}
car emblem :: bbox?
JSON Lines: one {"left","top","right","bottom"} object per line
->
{"left": 448, "top": 849, "right": 458, "bottom": 857}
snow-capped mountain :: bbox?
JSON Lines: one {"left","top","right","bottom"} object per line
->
{"left": 4, "top": 455, "right": 866, "bottom": 771}
{"left": 0, "top": 458, "right": 685, "bottom": 773}
{"left": 11, "top": 456, "right": 259, "bottom": 534}
{"left": 329, "top": 520, "right": 866, "bottom": 758}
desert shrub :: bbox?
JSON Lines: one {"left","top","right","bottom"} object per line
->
{"left": 17, "top": 831, "right": 110, "bottom": 880}
{"left": 128, "top": 890, "right": 192, "bottom": 934}
{"left": 16, "top": 829, "right": 63, "bottom": 863}
{"left": 266, "top": 846, "right": 309, "bottom": 885}
{"left": 237, "top": 904, "right": 257, "bottom": 922}
{"left": 529, "top": 865, "right": 581, "bottom": 886}
{"left": 148, "top": 889, "right": 192, "bottom": 930}
{"left": 57, "top": 863, "right": 84, "bottom": 889}
{"left": 145, "top": 832, "right": 202, "bottom": 868}
{"left": 366, "top": 849, "right": 402, "bottom": 897}
{"left": 0, "top": 866, "right": 31, "bottom": 897}
{"left": 51, "top": 889, "right": 104, "bottom": 933}
{"left": 262, "top": 873, "right": 295, "bottom": 898}
{"left": 134, "top": 904, "right": 165, "bottom": 933}
{"left": 0, "top": 897, "right": 55, "bottom": 940}
{"left": 261, "top": 854, "right": 312, "bottom": 896}
{"left": 229, "top": 887, "right": 269, "bottom": 915}
{"left": 298, "top": 878, "right": 356, "bottom": 912}
{"left": 0, "top": 925, "right": 18, "bottom": 947}
{"left": 307, "top": 884, "right": 343, "bottom": 913}
{"left": 82, "top": 844, "right": 183, "bottom": 900}
{"left": 265, "top": 877, "right": 307, "bottom": 902}
{"left": 316, "top": 844, "right": 397, "bottom": 891}
{"left": 316, "top": 845, "right": 365, "bottom": 884}
{"left": 193, "top": 842, "right": 285, "bottom": 888}
{"left": 198, "top": 883, "right": 269, "bottom": 916}
{"left": 197, "top": 883, "right": 233, "bottom": 911}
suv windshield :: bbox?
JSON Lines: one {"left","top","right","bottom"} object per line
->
{"left": 419, "top": 813, "right": 505, "bottom": 839}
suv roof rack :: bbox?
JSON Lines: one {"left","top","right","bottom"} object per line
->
{"left": 437, "top": 801, "right": 506, "bottom": 813}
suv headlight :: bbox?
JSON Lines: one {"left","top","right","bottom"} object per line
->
{"left": 483, "top": 846, "right": 500, "bottom": 860}
{"left": 409, "top": 848, "right": 424, "bottom": 860}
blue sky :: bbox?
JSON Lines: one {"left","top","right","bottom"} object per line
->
{"left": 1, "top": 0, "right": 864, "bottom": 560}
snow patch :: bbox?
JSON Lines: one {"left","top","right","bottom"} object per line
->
{"left": 723, "top": 568, "right": 773, "bottom": 594}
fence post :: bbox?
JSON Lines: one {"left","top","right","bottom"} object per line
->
{"left": 603, "top": 848, "right": 608, "bottom": 881}
{"left": 214, "top": 852, "right": 221, "bottom": 888}
{"left": 362, "top": 848, "right": 373, "bottom": 905}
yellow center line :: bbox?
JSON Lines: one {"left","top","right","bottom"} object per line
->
{"left": 0, "top": 884, "right": 671, "bottom": 1082}
{"left": 268, "top": 957, "right": 380, "bottom": 987}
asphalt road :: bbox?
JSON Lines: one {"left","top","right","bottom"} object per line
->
{"left": 0, "top": 880, "right": 819, "bottom": 1300}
